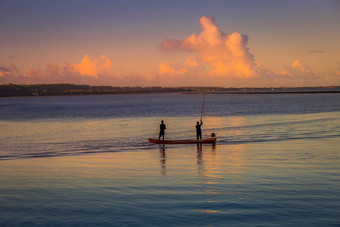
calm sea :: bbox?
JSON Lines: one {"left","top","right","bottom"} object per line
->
{"left": 0, "top": 93, "right": 340, "bottom": 226}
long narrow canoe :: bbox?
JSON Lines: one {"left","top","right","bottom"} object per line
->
{"left": 148, "top": 137, "right": 216, "bottom": 144}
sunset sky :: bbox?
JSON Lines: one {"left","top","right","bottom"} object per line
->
{"left": 0, "top": 0, "right": 339, "bottom": 87}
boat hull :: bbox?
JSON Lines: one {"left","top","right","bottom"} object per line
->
{"left": 148, "top": 137, "right": 216, "bottom": 144}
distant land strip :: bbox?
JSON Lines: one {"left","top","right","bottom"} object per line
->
{"left": 0, "top": 84, "right": 340, "bottom": 97}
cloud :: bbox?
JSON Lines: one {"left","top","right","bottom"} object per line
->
{"left": 269, "top": 59, "right": 340, "bottom": 87}
{"left": 158, "top": 61, "right": 186, "bottom": 75}
{"left": 75, "top": 54, "right": 112, "bottom": 77}
{"left": 0, "top": 66, "right": 10, "bottom": 77}
{"left": 0, "top": 55, "right": 115, "bottom": 85}
{"left": 160, "top": 16, "right": 261, "bottom": 79}
{"left": 0, "top": 55, "right": 152, "bottom": 86}
{"left": 278, "top": 59, "right": 313, "bottom": 77}
{"left": 157, "top": 16, "right": 340, "bottom": 87}
{"left": 158, "top": 56, "right": 205, "bottom": 75}
{"left": 1, "top": 16, "right": 339, "bottom": 87}
{"left": 0, "top": 65, "right": 21, "bottom": 78}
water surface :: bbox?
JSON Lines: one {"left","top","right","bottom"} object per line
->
{"left": 0, "top": 93, "right": 339, "bottom": 226}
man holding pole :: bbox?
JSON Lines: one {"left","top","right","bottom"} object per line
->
{"left": 196, "top": 120, "right": 203, "bottom": 140}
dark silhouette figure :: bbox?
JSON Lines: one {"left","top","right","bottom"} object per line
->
{"left": 196, "top": 121, "right": 203, "bottom": 140}
{"left": 159, "top": 120, "right": 166, "bottom": 140}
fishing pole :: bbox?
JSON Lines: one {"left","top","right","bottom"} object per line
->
{"left": 200, "top": 93, "right": 206, "bottom": 123}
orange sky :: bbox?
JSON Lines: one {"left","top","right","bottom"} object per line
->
{"left": 0, "top": 1, "right": 339, "bottom": 87}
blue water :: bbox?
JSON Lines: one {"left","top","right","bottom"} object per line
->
{"left": 0, "top": 93, "right": 340, "bottom": 226}
{"left": 1, "top": 93, "right": 339, "bottom": 120}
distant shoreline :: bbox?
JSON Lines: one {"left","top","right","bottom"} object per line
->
{"left": 187, "top": 91, "right": 340, "bottom": 95}
{"left": 1, "top": 84, "right": 340, "bottom": 97}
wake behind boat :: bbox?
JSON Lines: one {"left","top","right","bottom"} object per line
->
{"left": 148, "top": 137, "right": 216, "bottom": 144}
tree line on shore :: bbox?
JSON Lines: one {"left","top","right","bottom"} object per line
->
{"left": 0, "top": 84, "right": 218, "bottom": 97}
{"left": 0, "top": 84, "right": 339, "bottom": 97}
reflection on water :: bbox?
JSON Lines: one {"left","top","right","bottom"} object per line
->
{"left": 158, "top": 143, "right": 218, "bottom": 177}
{"left": 159, "top": 144, "right": 166, "bottom": 175}
{"left": 1, "top": 93, "right": 340, "bottom": 226}
{"left": 1, "top": 137, "right": 340, "bottom": 226}
{"left": 196, "top": 143, "right": 203, "bottom": 174}
{"left": 1, "top": 111, "right": 339, "bottom": 160}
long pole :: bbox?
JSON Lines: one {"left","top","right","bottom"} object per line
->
{"left": 200, "top": 93, "right": 206, "bottom": 123}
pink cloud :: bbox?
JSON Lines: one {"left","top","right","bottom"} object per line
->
{"left": 277, "top": 59, "right": 313, "bottom": 77}
{"left": 157, "top": 16, "right": 340, "bottom": 86}
{"left": 160, "top": 16, "right": 261, "bottom": 78}
{"left": 0, "top": 55, "right": 152, "bottom": 86}
{"left": 158, "top": 61, "right": 187, "bottom": 75}
{"left": 0, "top": 55, "right": 115, "bottom": 85}
{"left": 1, "top": 16, "right": 339, "bottom": 87}
{"left": 75, "top": 55, "right": 112, "bottom": 77}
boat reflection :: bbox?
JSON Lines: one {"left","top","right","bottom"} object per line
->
{"left": 157, "top": 141, "right": 245, "bottom": 181}
{"left": 196, "top": 143, "right": 204, "bottom": 174}
{"left": 159, "top": 144, "right": 166, "bottom": 175}
{"left": 158, "top": 143, "right": 216, "bottom": 176}
{"left": 196, "top": 143, "right": 219, "bottom": 181}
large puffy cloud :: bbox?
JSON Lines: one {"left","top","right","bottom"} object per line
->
{"left": 160, "top": 16, "right": 262, "bottom": 78}
{"left": 158, "top": 16, "right": 340, "bottom": 86}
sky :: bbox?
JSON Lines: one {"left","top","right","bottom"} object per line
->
{"left": 0, "top": 0, "right": 339, "bottom": 87}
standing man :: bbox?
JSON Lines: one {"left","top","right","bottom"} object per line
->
{"left": 159, "top": 120, "right": 166, "bottom": 140}
{"left": 196, "top": 120, "right": 203, "bottom": 140}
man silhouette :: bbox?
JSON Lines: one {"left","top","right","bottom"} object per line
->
{"left": 159, "top": 120, "right": 166, "bottom": 140}
{"left": 196, "top": 121, "right": 203, "bottom": 140}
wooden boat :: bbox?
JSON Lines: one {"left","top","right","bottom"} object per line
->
{"left": 148, "top": 137, "right": 216, "bottom": 144}
{"left": 149, "top": 94, "right": 217, "bottom": 145}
